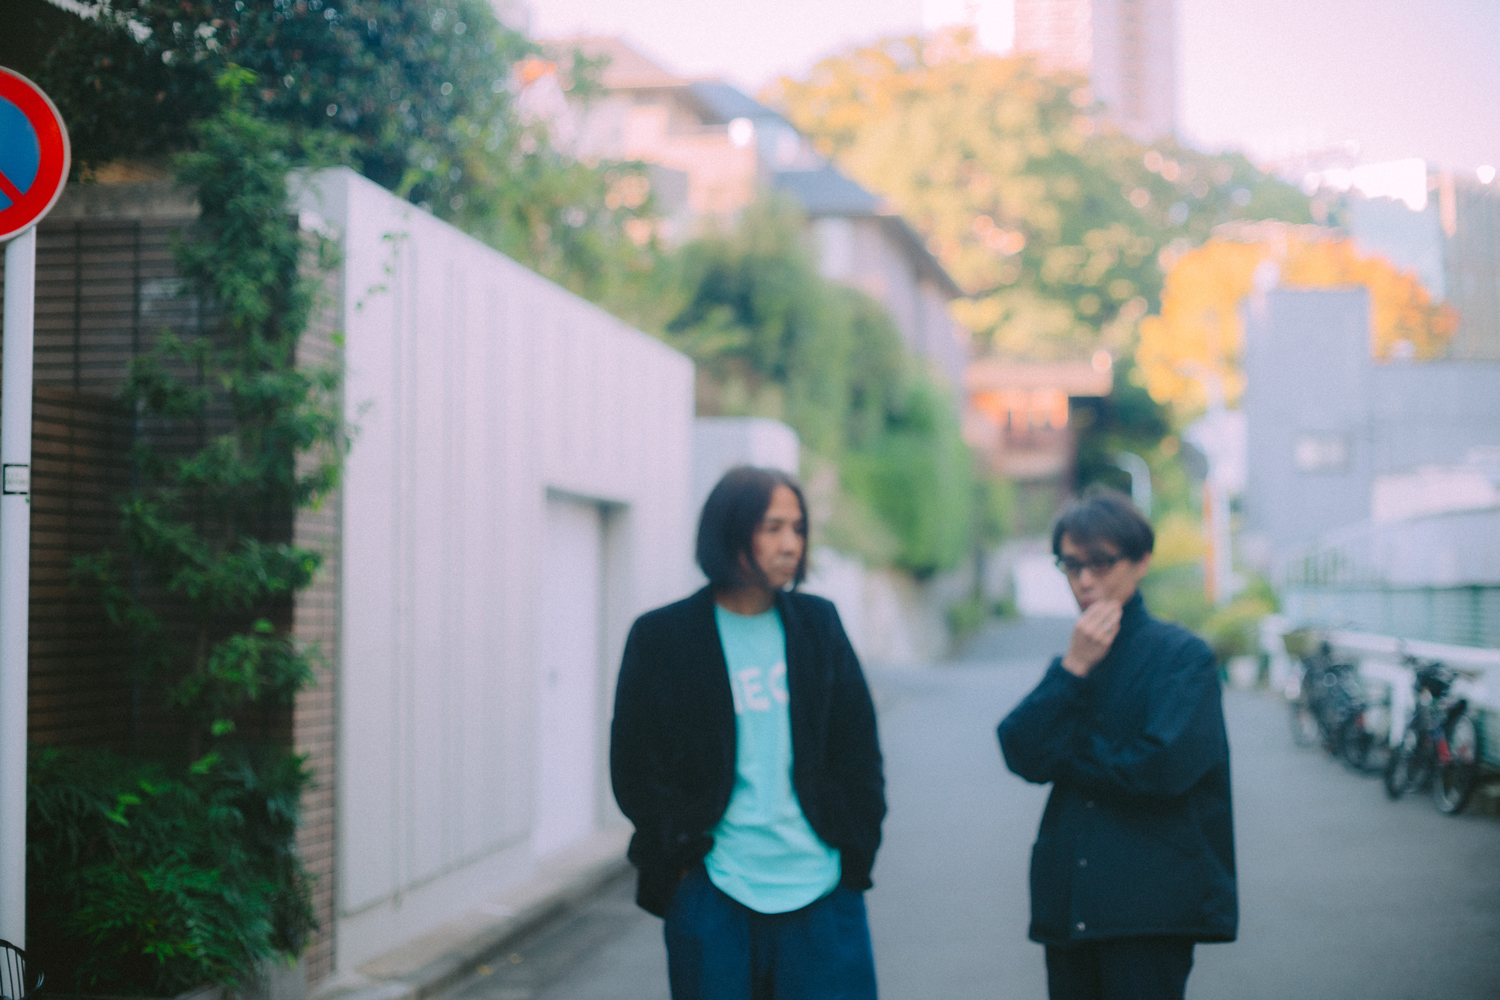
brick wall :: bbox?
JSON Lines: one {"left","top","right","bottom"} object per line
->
{"left": 291, "top": 259, "right": 344, "bottom": 987}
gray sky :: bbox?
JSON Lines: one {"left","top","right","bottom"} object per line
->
{"left": 525, "top": 0, "right": 1500, "bottom": 173}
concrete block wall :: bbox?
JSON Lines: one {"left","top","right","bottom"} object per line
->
{"left": 294, "top": 168, "right": 696, "bottom": 979}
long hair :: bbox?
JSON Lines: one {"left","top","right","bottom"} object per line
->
{"left": 696, "top": 466, "right": 808, "bottom": 590}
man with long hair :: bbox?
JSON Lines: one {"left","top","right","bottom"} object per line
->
{"left": 611, "top": 466, "right": 886, "bottom": 1000}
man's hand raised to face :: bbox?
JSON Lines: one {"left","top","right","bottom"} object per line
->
{"left": 1061, "top": 599, "right": 1122, "bottom": 677}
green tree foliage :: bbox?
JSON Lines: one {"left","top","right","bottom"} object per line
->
{"left": 770, "top": 28, "right": 1313, "bottom": 513}
{"left": 32, "top": 85, "right": 341, "bottom": 989}
{"left": 841, "top": 376, "right": 973, "bottom": 574}
{"left": 36, "top": 0, "right": 655, "bottom": 302}
{"left": 768, "top": 28, "right": 1312, "bottom": 362}
{"left": 41, "top": 0, "right": 521, "bottom": 185}
{"left": 668, "top": 198, "right": 856, "bottom": 455}
{"left": 1071, "top": 354, "right": 1172, "bottom": 494}
{"left": 668, "top": 199, "right": 973, "bottom": 573}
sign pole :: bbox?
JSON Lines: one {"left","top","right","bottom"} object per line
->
{"left": 0, "top": 225, "right": 35, "bottom": 947}
{"left": 0, "top": 64, "right": 71, "bottom": 948}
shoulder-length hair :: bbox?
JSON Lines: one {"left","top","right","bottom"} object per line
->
{"left": 696, "top": 466, "right": 809, "bottom": 591}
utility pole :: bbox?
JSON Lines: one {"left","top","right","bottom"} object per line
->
{"left": 1176, "top": 362, "right": 1238, "bottom": 606}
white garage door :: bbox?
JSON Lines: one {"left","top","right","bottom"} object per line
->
{"left": 533, "top": 496, "right": 605, "bottom": 857}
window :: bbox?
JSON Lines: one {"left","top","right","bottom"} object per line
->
{"left": 1294, "top": 433, "right": 1349, "bottom": 472}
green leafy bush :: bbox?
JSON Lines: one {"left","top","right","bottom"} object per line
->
{"left": 1202, "top": 595, "right": 1275, "bottom": 663}
{"left": 842, "top": 374, "right": 974, "bottom": 575}
{"left": 27, "top": 747, "right": 311, "bottom": 993}
{"left": 669, "top": 199, "right": 976, "bottom": 573}
{"left": 1140, "top": 563, "right": 1214, "bottom": 633}
{"left": 945, "top": 595, "right": 991, "bottom": 639}
{"left": 33, "top": 0, "right": 657, "bottom": 307}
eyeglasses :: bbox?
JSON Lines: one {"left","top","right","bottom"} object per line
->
{"left": 1055, "top": 554, "right": 1123, "bottom": 577}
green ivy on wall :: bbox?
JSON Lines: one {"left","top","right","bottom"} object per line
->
{"left": 28, "top": 77, "right": 344, "bottom": 992}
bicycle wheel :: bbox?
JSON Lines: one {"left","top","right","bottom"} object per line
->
{"left": 1340, "top": 709, "right": 1375, "bottom": 772}
{"left": 1359, "top": 702, "right": 1393, "bottom": 773}
{"left": 1385, "top": 728, "right": 1419, "bottom": 799}
{"left": 1290, "top": 693, "right": 1320, "bottom": 747}
{"left": 1434, "top": 712, "right": 1481, "bottom": 815}
{"left": 1319, "top": 687, "right": 1353, "bottom": 756}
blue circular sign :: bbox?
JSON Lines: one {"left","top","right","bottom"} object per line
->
{"left": 0, "top": 97, "right": 42, "bottom": 211}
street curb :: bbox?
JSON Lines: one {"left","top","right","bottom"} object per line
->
{"left": 312, "top": 832, "right": 634, "bottom": 1000}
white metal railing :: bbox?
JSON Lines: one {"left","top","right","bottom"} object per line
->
{"left": 1262, "top": 615, "right": 1500, "bottom": 762}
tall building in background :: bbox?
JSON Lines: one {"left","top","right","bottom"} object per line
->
{"left": 1013, "top": 0, "right": 1176, "bottom": 142}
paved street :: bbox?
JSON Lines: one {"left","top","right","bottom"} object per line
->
{"left": 442, "top": 618, "right": 1500, "bottom": 1000}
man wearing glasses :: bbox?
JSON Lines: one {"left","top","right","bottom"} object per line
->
{"left": 998, "top": 488, "right": 1236, "bottom": 1000}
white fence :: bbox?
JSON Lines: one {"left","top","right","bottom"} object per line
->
{"left": 296, "top": 168, "right": 696, "bottom": 972}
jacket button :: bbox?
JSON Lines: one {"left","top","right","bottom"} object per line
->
{"left": 1078, "top": 858, "right": 1087, "bottom": 867}
{"left": 1076, "top": 921, "right": 1086, "bottom": 931}
{"left": 1085, "top": 800, "right": 1095, "bottom": 809}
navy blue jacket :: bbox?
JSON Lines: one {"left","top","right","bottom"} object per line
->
{"left": 611, "top": 586, "right": 886, "bottom": 917}
{"left": 998, "top": 592, "right": 1237, "bottom": 944}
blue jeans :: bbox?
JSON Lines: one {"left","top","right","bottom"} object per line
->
{"left": 664, "top": 866, "right": 878, "bottom": 1000}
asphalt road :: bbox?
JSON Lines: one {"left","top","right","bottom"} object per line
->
{"left": 441, "top": 618, "right": 1500, "bottom": 1000}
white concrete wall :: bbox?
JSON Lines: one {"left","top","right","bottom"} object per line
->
{"left": 295, "top": 169, "right": 695, "bottom": 973}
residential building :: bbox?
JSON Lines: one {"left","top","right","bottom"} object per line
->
{"left": 774, "top": 166, "right": 968, "bottom": 386}
{"left": 1241, "top": 287, "right": 1500, "bottom": 574}
{"left": 962, "top": 356, "right": 1115, "bottom": 481}
{"left": 540, "top": 37, "right": 972, "bottom": 388}
{"left": 1441, "top": 174, "right": 1500, "bottom": 360}
{"left": 1314, "top": 163, "right": 1500, "bottom": 361}
{"left": 1013, "top": 0, "right": 1177, "bottom": 142}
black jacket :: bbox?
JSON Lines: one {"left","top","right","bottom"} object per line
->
{"left": 998, "top": 592, "right": 1237, "bottom": 944}
{"left": 610, "top": 586, "right": 886, "bottom": 917}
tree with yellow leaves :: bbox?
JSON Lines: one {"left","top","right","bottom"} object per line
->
{"left": 1137, "top": 228, "right": 1459, "bottom": 417}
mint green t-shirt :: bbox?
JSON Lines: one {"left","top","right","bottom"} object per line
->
{"left": 704, "top": 604, "right": 842, "bottom": 914}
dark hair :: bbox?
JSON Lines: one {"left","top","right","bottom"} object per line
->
{"left": 1051, "top": 486, "right": 1154, "bottom": 562}
{"left": 696, "top": 466, "right": 808, "bottom": 590}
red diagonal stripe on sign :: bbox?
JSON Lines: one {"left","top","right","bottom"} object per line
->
{"left": 0, "top": 168, "right": 23, "bottom": 206}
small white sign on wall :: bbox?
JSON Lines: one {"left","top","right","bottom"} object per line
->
{"left": 1, "top": 465, "right": 27, "bottom": 496}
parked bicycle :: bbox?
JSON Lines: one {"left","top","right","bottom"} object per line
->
{"left": 1286, "top": 639, "right": 1391, "bottom": 771}
{"left": 1333, "top": 677, "right": 1392, "bottom": 774}
{"left": 1383, "top": 657, "right": 1484, "bottom": 814}
{"left": 1287, "top": 643, "right": 1352, "bottom": 747}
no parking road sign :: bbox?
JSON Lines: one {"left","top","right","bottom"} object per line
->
{"left": 0, "top": 67, "right": 70, "bottom": 242}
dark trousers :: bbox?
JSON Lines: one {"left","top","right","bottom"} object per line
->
{"left": 1045, "top": 937, "right": 1195, "bottom": 1000}
{"left": 663, "top": 866, "right": 878, "bottom": 1000}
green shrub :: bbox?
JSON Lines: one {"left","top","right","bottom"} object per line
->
{"left": 842, "top": 373, "right": 974, "bottom": 575}
{"left": 1202, "top": 594, "right": 1276, "bottom": 663}
{"left": 946, "top": 595, "right": 991, "bottom": 639}
{"left": 1140, "top": 564, "right": 1276, "bottom": 661}
{"left": 1139, "top": 563, "right": 1213, "bottom": 633}
{"left": 670, "top": 199, "right": 977, "bottom": 573}
{"left": 27, "top": 747, "right": 311, "bottom": 993}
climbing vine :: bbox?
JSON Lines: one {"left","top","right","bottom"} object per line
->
{"left": 28, "top": 76, "right": 344, "bottom": 992}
